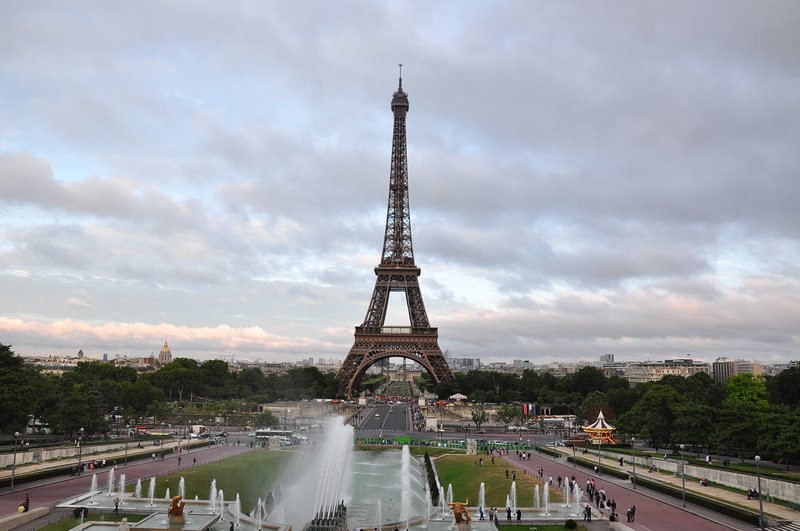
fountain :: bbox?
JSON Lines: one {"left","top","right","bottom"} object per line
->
{"left": 265, "top": 417, "right": 353, "bottom": 531}
{"left": 135, "top": 479, "right": 142, "bottom": 499}
{"left": 107, "top": 467, "right": 116, "bottom": 496}
{"left": 180, "top": 477, "right": 186, "bottom": 499}
{"left": 89, "top": 474, "right": 98, "bottom": 505}
{"left": 218, "top": 489, "right": 225, "bottom": 518}
{"left": 209, "top": 479, "right": 217, "bottom": 513}
{"left": 543, "top": 484, "right": 550, "bottom": 515}
{"left": 165, "top": 487, "right": 171, "bottom": 500}
{"left": 401, "top": 446, "right": 411, "bottom": 528}
{"left": 148, "top": 477, "right": 156, "bottom": 506}
{"left": 533, "top": 484, "right": 540, "bottom": 509}
{"left": 119, "top": 473, "right": 126, "bottom": 504}
{"left": 376, "top": 499, "right": 382, "bottom": 530}
{"left": 510, "top": 481, "right": 517, "bottom": 513}
{"left": 235, "top": 493, "right": 241, "bottom": 527}
{"left": 572, "top": 487, "right": 582, "bottom": 517}
{"left": 478, "top": 483, "right": 485, "bottom": 516}
{"left": 446, "top": 484, "right": 453, "bottom": 505}
{"left": 562, "top": 481, "right": 569, "bottom": 507}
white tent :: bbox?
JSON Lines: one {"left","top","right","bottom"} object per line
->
{"left": 449, "top": 393, "right": 467, "bottom": 401}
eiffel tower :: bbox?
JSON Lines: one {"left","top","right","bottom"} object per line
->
{"left": 336, "top": 69, "right": 454, "bottom": 398}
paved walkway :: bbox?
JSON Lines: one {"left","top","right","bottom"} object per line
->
{"left": 501, "top": 450, "right": 740, "bottom": 531}
{"left": 0, "top": 443, "right": 252, "bottom": 520}
{"left": 557, "top": 446, "right": 799, "bottom": 524}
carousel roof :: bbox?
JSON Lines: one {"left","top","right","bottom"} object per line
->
{"left": 582, "top": 410, "right": 617, "bottom": 432}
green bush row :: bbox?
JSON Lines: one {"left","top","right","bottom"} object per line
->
{"left": 423, "top": 451, "right": 440, "bottom": 507}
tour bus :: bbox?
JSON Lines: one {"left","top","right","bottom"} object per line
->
{"left": 253, "top": 428, "right": 294, "bottom": 442}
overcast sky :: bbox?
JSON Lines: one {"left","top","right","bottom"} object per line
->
{"left": 1, "top": 1, "right": 799, "bottom": 366}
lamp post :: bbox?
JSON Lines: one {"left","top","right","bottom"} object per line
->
{"left": 77, "top": 427, "right": 85, "bottom": 476}
{"left": 10, "top": 431, "right": 20, "bottom": 491}
{"left": 124, "top": 425, "right": 130, "bottom": 467}
{"left": 597, "top": 439, "right": 602, "bottom": 476}
{"left": 755, "top": 455, "right": 765, "bottom": 531}
{"left": 572, "top": 442, "right": 576, "bottom": 468}
{"left": 680, "top": 444, "right": 686, "bottom": 507}
{"left": 631, "top": 437, "right": 637, "bottom": 489}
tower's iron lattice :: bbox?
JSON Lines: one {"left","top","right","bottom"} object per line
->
{"left": 336, "top": 71, "right": 454, "bottom": 398}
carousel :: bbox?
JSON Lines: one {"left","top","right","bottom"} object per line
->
{"left": 581, "top": 410, "right": 617, "bottom": 444}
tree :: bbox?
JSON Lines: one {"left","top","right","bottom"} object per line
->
{"left": 713, "top": 402, "right": 762, "bottom": 463}
{"left": 767, "top": 367, "right": 800, "bottom": 407}
{"left": 495, "top": 404, "right": 520, "bottom": 427}
{"left": 725, "top": 374, "right": 769, "bottom": 411}
{"left": 471, "top": 408, "right": 488, "bottom": 430}
{"left": 617, "top": 385, "right": 686, "bottom": 452}
{"left": 254, "top": 410, "right": 279, "bottom": 428}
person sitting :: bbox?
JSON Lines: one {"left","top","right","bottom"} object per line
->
{"left": 700, "top": 478, "right": 709, "bottom": 487}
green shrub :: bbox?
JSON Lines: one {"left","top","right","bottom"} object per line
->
{"left": 564, "top": 518, "right": 577, "bottom": 529}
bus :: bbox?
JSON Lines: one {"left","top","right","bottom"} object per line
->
{"left": 253, "top": 428, "right": 293, "bottom": 440}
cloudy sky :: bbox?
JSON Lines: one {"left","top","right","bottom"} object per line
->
{"left": 1, "top": 1, "right": 799, "bottom": 366}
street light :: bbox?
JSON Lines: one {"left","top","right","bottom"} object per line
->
{"left": 597, "top": 439, "right": 602, "bottom": 476}
{"left": 680, "top": 444, "right": 686, "bottom": 507}
{"left": 755, "top": 455, "right": 765, "bottom": 531}
{"left": 124, "top": 425, "right": 130, "bottom": 467}
{"left": 572, "top": 442, "right": 576, "bottom": 468}
{"left": 77, "top": 427, "right": 85, "bottom": 475}
{"left": 10, "top": 431, "right": 20, "bottom": 491}
{"left": 631, "top": 437, "right": 637, "bottom": 490}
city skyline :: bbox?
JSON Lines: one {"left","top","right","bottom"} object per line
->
{"left": 2, "top": 2, "right": 799, "bottom": 365}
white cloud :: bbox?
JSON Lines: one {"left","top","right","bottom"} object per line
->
{"left": 1, "top": 1, "right": 799, "bottom": 364}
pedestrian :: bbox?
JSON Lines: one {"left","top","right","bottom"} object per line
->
{"left": 557, "top": 476, "right": 562, "bottom": 488}
{"left": 506, "top": 507, "right": 512, "bottom": 522}
{"left": 505, "top": 469, "right": 509, "bottom": 478}
{"left": 479, "top": 507, "right": 484, "bottom": 520}
{"left": 630, "top": 505, "right": 636, "bottom": 522}
{"left": 230, "top": 521, "right": 234, "bottom": 531}
{"left": 626, "top": 508, "right": 632, "bottom": 522}
{"left": 24, "top": 493, "right": 30, "bottom": 512}
{"left": 152, "top": 453, "right": 156, "bottom": 461}
{"left": 619, "top": 457, "right": 624, "bottom": 466}
{"left": 114, "top": 497, "right": 120, "bottom": 513}
{"left": 178, "top": 457, "right": 182, "bottom": 466}
{"left": 584, "top": 504, "right": 592, "bottom": 522}
{"left": 193, "top": 457, "right": 196, "bottom": 466}
{"left": 516, "top": 509, "right": 521, "bottom": 521}
{"left": 512, "top": 470, "right": 516, "bottom": 481}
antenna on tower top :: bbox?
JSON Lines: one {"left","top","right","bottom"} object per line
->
{"left": 398, "top": 63, "right": 403, "bottom": 90}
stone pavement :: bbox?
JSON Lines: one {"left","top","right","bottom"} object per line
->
{"left": 555, "top": 446, "right": 799, "bottom": 524}
{"left": 0, "top": 443, "right": 252, "bottom": 520}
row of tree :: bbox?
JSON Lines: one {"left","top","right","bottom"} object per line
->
{"left": 444, "top": 367, "right": 800, "bottom": 466}
{"left": 0, "top": 344, "right": 336, "bottom": 437}
{"left": 2, "top": 343, "right": 798, "bottom": 464}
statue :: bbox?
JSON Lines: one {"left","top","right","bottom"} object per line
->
{"left": 168, "top": 495, "right": 186, "bottom": 522}
{"left": 449, "top": 501, "right": 472, "bottom": 526}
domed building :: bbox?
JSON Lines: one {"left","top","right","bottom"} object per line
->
{"left": 159, "top": 340, "right": 172, "bottom": 366}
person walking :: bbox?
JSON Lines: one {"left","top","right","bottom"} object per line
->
{"left": 584, "top": 504, "right": 592, "bottom": 522}
{"left": 630, "top": 505, "right": 636, "bottom": 522}
{"left": 506, "top": 507, "right": 512, "bottom": 522}
{"left": 178, "top": 456, "right": 182, "bottom": 467}
{"left": 114, "top": 497, "right": 120, "bottom": 513}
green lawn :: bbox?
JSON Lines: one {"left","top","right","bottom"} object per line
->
{"left": 127, "top": 449, "right": 292, "bottom": 511}
{"left": 435, "top": 455, "right": 563, "bottom": 508}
